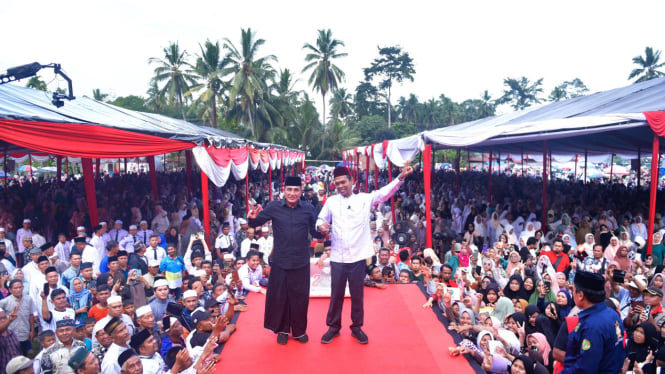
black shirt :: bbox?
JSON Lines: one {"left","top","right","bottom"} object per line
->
{"left": 248, "top": 200, "right": 323, "bottom": 269}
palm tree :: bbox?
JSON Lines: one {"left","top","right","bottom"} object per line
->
{"left": 146, "top": 81, "right": 167, "bottom": 113}
{"left": 92, "top": 88, "right": 108, "bottom": 102}
{"left": 288, "top": 94, "right": 322, "bottom": 157}
{"left": 302, "top": 29, "right": 347, "bottom": 145}
{"left": 329, "top": 88, "right": 353, "bottom": 122}
{"left": 149, "top": 41, "right": 198, "bottom": 121}
{"left": 499, "top": 77, "right": 543, "bottom": 111}
{"left": 26, "top": 76, "right": 46, "bottom": 91}
{"left": 628, "top": 47, "right": 665, "bottom": 83}
{"left": 222, "top": 28, "right": 277, "bottom": 137}
{"left": 188, "top": 39, "right": 227, "bottom": 127}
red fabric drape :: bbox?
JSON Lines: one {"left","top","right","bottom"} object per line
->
{"left": 0, "top": 119, "right": 192, "bottom": 158}
{"left": 201, "top": 170, "right": 210, "bottom": 237}
{"left": 647, "top": 134, "right": 660, "bottom": 255}
{"left": 82, "top": 158, "right": 99, "bottom": 226}
{"left": 147, "top": 156, "right": 158, "bottom": 199}
{"left": 645, "top": 111, "right": 665, "bottom": 136}
{"left": 423, "top": 145, "right": 433, "bottom": 249}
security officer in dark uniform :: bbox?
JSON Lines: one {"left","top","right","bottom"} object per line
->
{"left": 561, "top": 271, "right": 625, "bottom": 373}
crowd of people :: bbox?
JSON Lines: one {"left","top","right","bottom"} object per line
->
{"left": 0, "top": 164, "right": 664, "bottom": 373}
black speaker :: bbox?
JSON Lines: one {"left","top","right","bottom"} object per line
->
{"left": 631, "top": 159, "right": 640, "bottom": 171}
{"left": 393, "top": 220, "right": 410, "bottom": 234}
{"left": 393, "top": 232, "right": 409, "bottom": 246}
{"left": 5, "top": 160, "right": 15, "bottom": 172}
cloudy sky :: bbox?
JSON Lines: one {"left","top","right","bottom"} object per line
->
{"left": 2, "top": 0, "right": 664, "bottom": 115}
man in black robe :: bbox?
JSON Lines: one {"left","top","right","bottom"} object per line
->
{"left": 247, "top": 176, "right": 323, "bottom": 345}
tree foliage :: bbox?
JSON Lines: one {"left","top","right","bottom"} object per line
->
{"left": 628, "top": 46, "right": 665, "bottom": 83}
{"left": 498, "top": 76, "right": 544, "bottom": 110}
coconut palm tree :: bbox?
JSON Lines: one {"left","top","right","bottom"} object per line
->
{"left": 302, "top": 29, "right": 347, "bottom": 144}
{"left": 329, "top": 88, "right": 353, "bottom": 122}
{"left": 222, "top": 28, "right": 277, "bottom": 137}
{"left": 188, "top": 39, "right": 227, "bottom": 128}
{"left": 92, "top": 88, "right": 108, "bottom": 102}
{"left": 628, "top": 47, "right": 665, "bottom": 83}
{"left": 149, "top": 41, "right": 198, "bottom": 121}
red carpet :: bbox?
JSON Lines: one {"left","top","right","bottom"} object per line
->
{"left": 216, "top": 284, "right": 478, "bottom": 374}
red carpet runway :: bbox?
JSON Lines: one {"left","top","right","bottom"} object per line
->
{"left": 216, "top": 284, "right": 479, "bottom": 374}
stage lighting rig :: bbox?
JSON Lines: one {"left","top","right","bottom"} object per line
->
{"left": 0, "top": 62, "right": 75, "bottom": 108}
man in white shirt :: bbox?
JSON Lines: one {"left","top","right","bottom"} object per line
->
{"left": 256, "top": 226, "right": 273, "bottom": 265}
{"left": 75, "top": 226, "right": 91, "bottom": 243}
{"left": 54, "top": 233, "right": 71, "bottom": 264}
{"left": 100, "top": 317, "right": 131, "bottom": 374}
{"left": 119, "top": 225, "right": 139, "bottom": 253}
{"left": 95, "top": 296, "right": 136, "bottom": 339}
{"left": 317, "top": 163, "right": 412, "bottom": 344}
{"left": 130, "top": 329, "right": 166, "bottom": 374}
{"left": 0, "top": 242, "right": 16, "bottom": 275}
{"left": 239, "top": 228, "right": 257, "bottom": 259}
{"left": 145, "top": 235, "right": 167, "bottom": 264}
{"left": 109, "top": 220, "right": 129, "bottom": 244}
{"left": 16, "top": 218, "right": 32, "bottom": 267}
{"left": 237, "top": 250, "right": 267, "bottom": 294}
{"left": 151, "top": 205, "right": 170, "bottom": 235}
{"left": 137, "top": 221, "right": 153, "bottom": 246}
{"left": 214, "top": 223, "right": 236, "bottom": 259}
{"left": 21, "top": 246, "right": 44, "bottom": 285}
{"left": 99, "top": 222, "right": 112, "bottom": 246}
{"left": 90, "top": 225, "right": 106, "bottom": 274}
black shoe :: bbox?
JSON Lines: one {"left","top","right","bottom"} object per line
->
{"left": 321, "top": 328, "right": 340, "bottom": 344}
{"left": 277, "top": 333, "right": 288, "bottom": 345}
{"left": 296, "top": 334, "right": 309, "bottom": 343}
{"left": 351, "top": 328, "right": 368, "bottom": 344}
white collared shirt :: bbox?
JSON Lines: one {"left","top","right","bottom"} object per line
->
{"left": 317, "top": 178, "right": 402, "bottom": 263}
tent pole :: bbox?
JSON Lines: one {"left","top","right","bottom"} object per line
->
{"left": 66, "top": 157, "right": 69, "bottom": 176}
{"left": 82, "top": 158, "right": 99, "bottom": 226}
{"left": 423, "top": 145, "right": 433, "bottom": 249}
{"left": 147, "top": 156, "right": 159, "bottom": 200}
{"left": 574, "top": 154, "right": 578, "bottom": 182}
{"left": 2, "top": 146, "right": 6, "bottom": 189}
{"left": 56, "top": 156, "right": 62, "bottom": 186}
{"left": 584, "top": 149, "right": 588, "bottom": 183}
{"left": 201, "top": 170, "right": 211, "bottom": 239}
{"left": 467, "top": 150, "right": 471, "bottom": 172}
{"left": 610, "top": 154, "right": 615, "bottom": 183}
{"left": 521, "top": 149, "right": 525, "bottom": 176}
{"left": 388, "top": 160, "right": 396, "bottom": 224}
{"left": 647, "top": 134, "right": 660, "bottom": 256}
{"left": 372, "top": 144, "right": 378, "bottom": 191}
{"left": 488, "top": 147, "right": 493, "bottom": 204}
{"left": 186, "top": 150, "right": 193, "bottom": 198}
{"left": 365, "top": 151, "right": 370, "bottom": 193}
{"left": 548, "top": 150, "right": 552, "bottom": 182}
{"left": 542, "top": 141, "right": 548, "bottom": 231}
{"left": 95, "top": 158, "right": 100, "bottom": 180}
{"left": 280, "top": 158, "right": 283, "bottom": 196}
{"left": 268, "top": 166, "right": 273, "bottom": 202}
{"left": 245, "top": 171, "right": 250, "bottom": 217}
{"left": 455, "top": 149, "right": 460, "bottom": 197}
{"left": 498, "top": 150, "right": 501, "bottom": 174}
{"left": 29, "top": 154, "right": 33, "bottom": 180}
{"left": 638, "top": 147, "right": 642, "bottom": 187}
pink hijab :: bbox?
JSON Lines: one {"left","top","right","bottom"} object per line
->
{"left": 527, "top": 332, "right": 552, "bottom": 365}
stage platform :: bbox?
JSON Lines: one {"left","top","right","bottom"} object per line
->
{"left": 216, "top": 284, "right": 482, "bottom": 374}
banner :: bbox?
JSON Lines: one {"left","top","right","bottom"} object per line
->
{"left": 309, "top": 258, "right": 350, "bottom": 298}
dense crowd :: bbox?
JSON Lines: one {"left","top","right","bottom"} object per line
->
{"left": 0, "top": 166, "right": 663, "bottom": 373}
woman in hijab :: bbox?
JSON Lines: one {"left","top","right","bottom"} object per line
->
{"left": 614, "top": 245, "right": 632, "bottom": 273}
{"left": 555, "top": 290, "right": 574, "bottom": 318}
{"left": 505, "top": 250, "right": 523, "bottom": 278}
{"left": 526, "top": 332, "right": 552, "bottom": 370}
{"left": 503, "top": 274, "right": 530, "bottom": 301}
{"left": 493, "top": 296, "right": 516, "bottom": 323}
{"left": 474, "top": 215, "right": 486, "bottom": 244}
{"left": 604, "top": 235, "right": 621, "bottom": 261}
{"left": 580, "top": 233, "right": 595, "bottom": 257}
{"left": 535, "top": 302, "right": 563, "bottom": 347}
{"left": 524, "top": 305, "right": 540, "bottom": 336}
{"left": 506, "top": 312, "right": 528, "bottom": 349}
{"left": 11, "top": 268, "right": 30, "bottom": 296}
{"left": 650, "top": 273, "right": 665, "bottom": 306}
{"left": 509, "top": 355, "right": 549, "bottom": 374}
{"left": 70, "top": 276, "right": 92, "bottom": 324}
{"left": 458, "top": 242, "right": 471, "bottom": 268}
{"left": 622, "top": 322, "right": 657, "bottom": 373}
{"left": 650, "top": 232, "right": 665, "bottom": 267}
{"left": 528, "top": 279, "right": 556, "bottom": 314}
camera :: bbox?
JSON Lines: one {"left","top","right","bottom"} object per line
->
{"left": 543, "top": 280, "right": 551, "bottom": 291}
{"left": 612, "top": 269, "right": 626, "bottom": 284}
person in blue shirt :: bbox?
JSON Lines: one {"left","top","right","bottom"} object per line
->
{"left": 561, "top": 271, "right": 625, "bottom": 374}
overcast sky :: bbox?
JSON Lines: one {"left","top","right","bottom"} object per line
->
{"left": 2, "top": 0, "right": 665, "bottom": 115}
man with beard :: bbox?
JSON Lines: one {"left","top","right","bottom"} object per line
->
{"left": 248, "top": 176, "right": 323, "bottom": 345}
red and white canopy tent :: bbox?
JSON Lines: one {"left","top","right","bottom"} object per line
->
{"left": 345, "top": 77, "right": 665, "bottom": 254}
{"left": 0, "top": 83, "right": 304, "bottom": 235}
